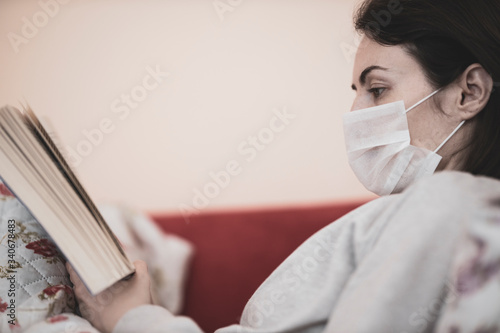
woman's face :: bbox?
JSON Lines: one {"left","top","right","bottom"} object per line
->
{"left": 350, "top": 36, "right": 467, "bottom": 170}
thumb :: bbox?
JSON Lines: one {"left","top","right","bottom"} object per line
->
{"left": 132, "top": 260, "right": 150, "bottom": 282}
{"left": 133, "top": 259, "right": 148, "bottom": 273}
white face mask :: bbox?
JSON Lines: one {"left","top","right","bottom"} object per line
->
{"left": 342, "top": 89, "right": 465, "bottom": 196}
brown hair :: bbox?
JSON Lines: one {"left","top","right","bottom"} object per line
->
{"left": 354, "top": 0, "right": 500, "bottom": 180}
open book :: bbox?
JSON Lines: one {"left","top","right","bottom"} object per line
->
{"left": 0, "top": 104, "right": 135, "bottom": 295}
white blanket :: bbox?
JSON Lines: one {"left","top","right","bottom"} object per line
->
{"left": 111, "top": 171, "right": 500, "bottom": 333}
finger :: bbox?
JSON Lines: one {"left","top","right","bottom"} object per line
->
{"left": 66, "top": 265, "right": 93, "bottom": 302}
{"left": 133, "top": 259, "right": 148, "bottom": 273}
{"left": 132, "top": 260, "right": 151, "bottom": 282}
{"left": 66, "top": 263, "right": 87, "bottom": 293}
{"left": 65, "top": 261, "right": 71, "bottom": 273}
{"left": 66, "top": 262, "right": 79, "bottom": 283}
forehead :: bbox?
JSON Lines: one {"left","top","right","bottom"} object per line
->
{"left": 352, "top": 37, "right": 418, "bottom": 82}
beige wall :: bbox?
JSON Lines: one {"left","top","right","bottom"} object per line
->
{"left": 0, "top": 0, "right": 375, "bottom": 214}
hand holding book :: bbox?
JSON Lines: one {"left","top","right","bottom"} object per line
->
{"left": 66, "top": 260, "right": 152, "bottom": 333}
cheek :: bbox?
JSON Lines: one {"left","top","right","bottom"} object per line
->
{"left": 350, "top": 94, "right": 375, "bottom": 111}
{"left": 406, "top": 110, "right": 436, "bottom": 149}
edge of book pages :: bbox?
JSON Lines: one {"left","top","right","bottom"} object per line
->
{"left": 0, "top": 104, "right": 135, "bottom": 295}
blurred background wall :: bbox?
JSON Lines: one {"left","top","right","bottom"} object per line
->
{"left": 0, "top": 0, "right": 374, "bottom": 214}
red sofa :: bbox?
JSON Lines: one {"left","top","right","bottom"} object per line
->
{"left": 151, "top": 200, "right": 368, "bottom": 332}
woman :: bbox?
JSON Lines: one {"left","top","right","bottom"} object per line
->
{"left": 42, "top": 0, "right": 500, "bottom": 332}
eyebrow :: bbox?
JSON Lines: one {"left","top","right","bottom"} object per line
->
{"left": 351, "top": 65, "right": 389, "bottom": 91}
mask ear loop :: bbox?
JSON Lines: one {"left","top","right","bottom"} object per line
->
{"left": 403, "top": 88, "right": 465, "bottom": 153}
{"left": 433, "top": 120, "right": 466, "bottom": 153}
{"left": 406, "top": 89, "right": 442, "bottom": 113}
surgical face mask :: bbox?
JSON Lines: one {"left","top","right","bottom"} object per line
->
{"left": 342, "top": 89, "right": 465, "bottom": 196}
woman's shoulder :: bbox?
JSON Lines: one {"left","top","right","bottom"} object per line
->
{"left": 411, "top": 170, "right": 499, "bottom": 192}
{"left": 401, "top": 170, "right": 500, "bottom": 209}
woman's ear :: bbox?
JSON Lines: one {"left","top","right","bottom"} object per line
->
{"left": 455, "top": 63, "right": 493, "bottom": 120}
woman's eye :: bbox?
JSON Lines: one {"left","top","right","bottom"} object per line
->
{"left": 368, "top": 87, "right": 386, "bottom": 98}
